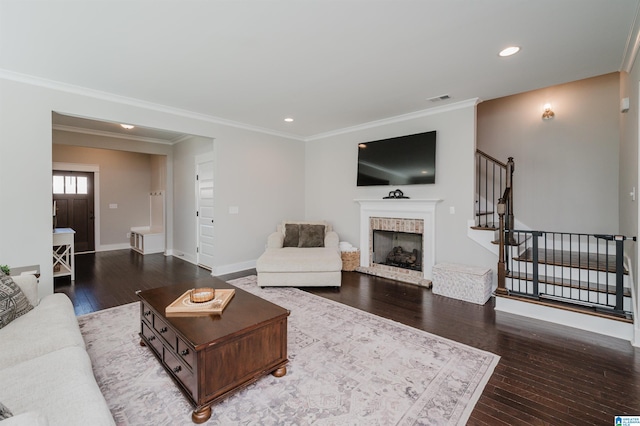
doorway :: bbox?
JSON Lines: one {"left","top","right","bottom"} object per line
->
{"left": 53, "top": 171, "right": 95, "bottom": 252}
{"left": 196, "top": 155, "right": 214, "bottom": 270}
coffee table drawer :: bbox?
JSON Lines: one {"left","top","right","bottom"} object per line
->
{"left": 141, "top": 302, "right": 153, "bottom": 327}
{"left": 141, "top": 322, "right": 163, "bottom": 356}
{"left": 164, "top": 349, "right": 196, "bottom": 396}
{"left": 177, "top": 337, "right": 195, "bottom": 369}
{"left": 154, "top": 315, "right": 177, "bottom": 350}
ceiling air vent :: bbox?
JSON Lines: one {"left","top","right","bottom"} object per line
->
{"left": 428, "top": 94, "right": 451, "bottom": 102}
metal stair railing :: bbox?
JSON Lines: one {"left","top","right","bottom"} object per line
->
{"left": 475, "top": 150, "right": 514, "bottom": 229}
{"left": 496, "top": 221, "right": 635, "bottom": 317}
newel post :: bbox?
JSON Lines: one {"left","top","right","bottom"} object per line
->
{"left": 506, "top": 157, "right": 515, "bottom": 235}
{"left": 495, "top": 198, "right": 508, "bottom": 296}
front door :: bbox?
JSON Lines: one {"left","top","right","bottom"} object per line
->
{"left": 53, "top": 171, "right": 95, "bottom": 252}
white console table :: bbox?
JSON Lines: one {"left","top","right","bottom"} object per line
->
{"left": 53, "top": 228, "right": 75, "bottom": 280}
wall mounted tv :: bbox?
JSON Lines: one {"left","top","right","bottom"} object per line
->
{"left": 357, "top": 130, "right": 436, "bottom": 186}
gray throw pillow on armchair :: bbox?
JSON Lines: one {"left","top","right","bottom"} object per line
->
{"left": 283, "top": 224, "right": 300, "bottom": 247}
{"left": 298, "top": 224, "right": 325, "bottom": 247}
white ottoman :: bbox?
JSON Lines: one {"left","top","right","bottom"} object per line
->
{"left": 432, "top": 263, "right": 494, "bottom": 305}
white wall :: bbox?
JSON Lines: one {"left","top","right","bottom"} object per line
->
{"left": 620, "top": 52, "right": 640, "bottom": 345}
{"left": 0, "top": 77, "right": 305, "bottom": 298}
{"left": 210, "top": 125, "right": 306, "bottom": 274}
{"left": 477, "top": 73, "right": 620, "bottom": 234}
{"left": 305, "top": 100, "right": 496, "bottom": 271}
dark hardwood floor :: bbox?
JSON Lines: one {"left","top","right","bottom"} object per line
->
{"left": 56, "top": 250, "right": 640, "bottom": 425}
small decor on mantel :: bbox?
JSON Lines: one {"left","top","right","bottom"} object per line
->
{"left": 383, "top": 189, "right": 409, "bottom": 199}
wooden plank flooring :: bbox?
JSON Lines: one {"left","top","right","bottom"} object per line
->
{"left": 56, "top": 250, "right": 640, "bottom": 424}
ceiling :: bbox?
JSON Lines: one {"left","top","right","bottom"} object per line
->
{"left": 2, "top": 0, "right": 640, "bottom": 142}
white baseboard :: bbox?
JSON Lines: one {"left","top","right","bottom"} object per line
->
{"left": 211, "top": 260, "right": 257, "bottom": 277}
{"left": 168, "top": 250, "right": 198, "bottom": 265}
{"left": 96, "top": 243, "right": 131, "bottom": 252}
{"left": 495, "top": 297, "right": 634, "bottom": 343}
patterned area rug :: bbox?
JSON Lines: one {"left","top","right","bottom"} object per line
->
{"left": 78, "top": 276, "right": 499, "bottom": 425}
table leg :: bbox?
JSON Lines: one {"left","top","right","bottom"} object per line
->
{"left": 192, "top": 405, "right": 211, "bottom": 424}
{"left": 272, "top": 366, "right": 287, "bottom": 377}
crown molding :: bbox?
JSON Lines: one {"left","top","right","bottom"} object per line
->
{"left": 621, "top": 1, "right": 640, "bottom": 73}
{"left": 0, "top": 69, "right": 305, "bottom": 142}
{"left": 2, "top": 69, "right": 482, "bottom": 144}
{"left": 52, "top": 124, "right": 176, "bottom": 145}
{"left": 304, "top": 98, "right": 481, "bottom": 142}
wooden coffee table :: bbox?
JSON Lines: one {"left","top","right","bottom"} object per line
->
{"left": 137, "top": 278, "right": 289, "bottom": 423}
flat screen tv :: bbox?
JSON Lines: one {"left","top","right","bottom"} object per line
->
{"left": 357, "top": 130, "right": 436, "bottom": 186}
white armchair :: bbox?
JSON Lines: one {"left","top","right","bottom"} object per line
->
{"left": 256, "top": 221, "right": 342, "bottom": 287}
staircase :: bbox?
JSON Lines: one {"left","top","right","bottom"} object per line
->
{"left": 473, "top": 150, "right": 636, "bottom": 341}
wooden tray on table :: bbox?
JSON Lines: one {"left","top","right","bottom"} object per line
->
{"left": 165, "top": 289, "right": 235, "bottom": 316}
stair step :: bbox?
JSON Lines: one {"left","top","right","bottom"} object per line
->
{"left": 514, "top": 248, "right": 627, "bottom": 275}
{"left": 475, "top": 211, "right": 494, "bottom": 217}
{"left": 470, "top": 224, "right": 498, "bottom": 231}
{"left": 506, "top": 272, "right": 631, "bottom": 297}
{"left": 496, "top": 293, "right": 633, "bottom": 323}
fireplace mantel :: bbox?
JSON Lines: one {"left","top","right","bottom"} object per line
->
{"left": 355, "top": 198, "right": 442, "bottom": 281}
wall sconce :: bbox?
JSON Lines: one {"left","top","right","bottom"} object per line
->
{"left": 542, "top": 103, "right": 555, "bottom": 120}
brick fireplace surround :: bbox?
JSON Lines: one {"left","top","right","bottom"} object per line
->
{"left": 355, "top": 199, "right": 441, "bottom": 287}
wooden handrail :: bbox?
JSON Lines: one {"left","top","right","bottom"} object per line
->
{"left": 476, "top": 149, "right": 507, "bottom": 168}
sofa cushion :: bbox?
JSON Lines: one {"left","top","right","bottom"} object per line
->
{"left": 0, "top": 411, "right": 49, "bottom": 426}
{"left": 298, "top": 224, "right": 325, "bottom": 247}
{"left": 257, "top": 247, "right": 342, "bottom": 272}
{"left": 0, "top": 400, "right": 12, "bottom": 420}
{"left": 0, "top": 346, "right": 114, "bottom": 426}
{"left": 283, "top": 223, "right": 300, "bottom": 247}
{"left": 10, "top": 275, "right": 39, "bottom": 307}
{"left": 0, "top": 293, "right": 85, "bottom": 368}
{"left": 0, "top": 273, "right": 33, "bottom": 330}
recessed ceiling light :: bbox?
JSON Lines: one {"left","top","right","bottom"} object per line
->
{"left": 120, "top": 124, "right": 135, "bottom": 129}
{"left": 499, "top": 46, "right": 520, "bottom": 57}
{"left": 284, "top": 117, "right": 294, "bottom": 122}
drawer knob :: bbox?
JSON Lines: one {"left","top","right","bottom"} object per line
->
{"left": 180, "top": 349, "right": 190, "bottom": 356}
{"left": 173, "top": 365, "right": 182, "bottom": 373}
{"left": 148, "top": 336, "right": 156, "bottom": 341}
{"left": 144, "top": 310, "right": 151, "bottom": 316}
{"left": 160, "top": 327, "right": 168, "bottom": 333}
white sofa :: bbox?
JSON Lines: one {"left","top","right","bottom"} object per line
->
{"left": 0, "top": 274, "right": 114, "bottom": 426}
{"left": 256, "top": 221, "right": 342, "bottom": 287}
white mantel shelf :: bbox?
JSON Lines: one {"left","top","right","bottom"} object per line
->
{"left": 355, "top": 198, "right": 443, "bottom": 280}
{"left": 355, "top": 198, "right": 443, "bottom": 208}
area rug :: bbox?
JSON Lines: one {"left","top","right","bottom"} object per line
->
{"left": 78, "top": 276, "right": 499, "bottom": 425}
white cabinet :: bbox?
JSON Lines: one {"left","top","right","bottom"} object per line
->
{"left": 130, "top": 191, "right": 165, "bottom": 255}
{"left": 130, "top": 227, "right": 165, "bottom": 255}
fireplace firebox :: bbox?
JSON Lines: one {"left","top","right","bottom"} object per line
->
{"left": 373, "top": 230, "right": 422, "bottom": 271}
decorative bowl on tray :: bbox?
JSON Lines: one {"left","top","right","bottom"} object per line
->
{"left": 190, "top": 287, "right": 215, "bottom": 303}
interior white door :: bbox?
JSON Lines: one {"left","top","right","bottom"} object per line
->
{"left": 196, "top": 160, "right": 215, "bottom": 270}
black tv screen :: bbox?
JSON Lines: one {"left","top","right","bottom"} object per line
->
{"left": 357, "top": 131, "right": 436, "bottom": 186}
